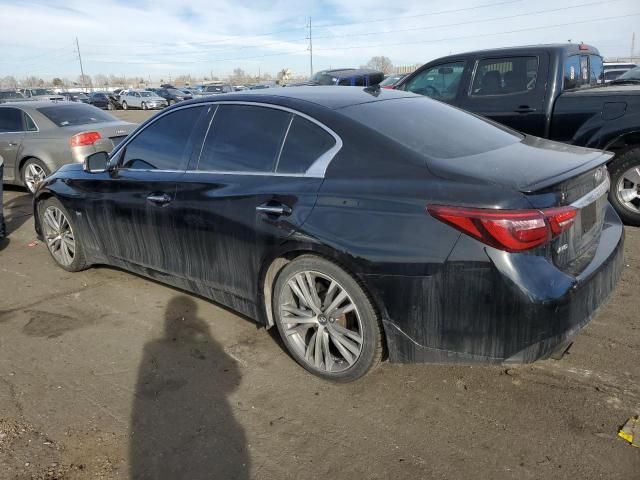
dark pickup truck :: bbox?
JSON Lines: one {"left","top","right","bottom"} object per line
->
{"left": 394, "top": 44, "right": 640, "bottom": 225}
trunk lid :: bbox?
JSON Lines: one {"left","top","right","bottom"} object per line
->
{"left": 427, "top": 135, "right": 613, "bottom": 275}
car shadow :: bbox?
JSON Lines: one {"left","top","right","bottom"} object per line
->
{"left": 129, "top": 295, "right": 250, "bottom": 480}
{"left": 2, "top": 189, "right": 33, "bottom": 236}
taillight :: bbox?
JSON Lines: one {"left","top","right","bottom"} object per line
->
{"left": 427, "top": 205, "right": 577, "bottom": 252}
{"left": 70, "top": 131, "right": 101, "bottom": 147}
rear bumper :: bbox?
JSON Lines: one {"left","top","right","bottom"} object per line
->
{"left": 368, "top": 203, "right": 625, "bottom": 364}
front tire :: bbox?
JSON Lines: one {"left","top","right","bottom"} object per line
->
{"left": 168, "top": 99, "right": 175, "bottom": 105}
{"left": 122, "top": 101, "right": 128, "bottom": 110}
{"left": 608, "top": 148, "right": 640, "bottom": 226}
{"left": 141, "top": 102, "right": 147, "bottom": 110}
{"left": 107, "top": 102, "right": 115, "bottom": 110}
{"left": 273, "top": 255, "right": 384, "bottom": 382}
{"left": 22, "top": 158, "right": 49, "bottom": 194}
{"left": 38, "top": 197, "right": 88, "bottom": 272}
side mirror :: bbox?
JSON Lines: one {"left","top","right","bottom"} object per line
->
{"left": 438, "top": 67, "right": 454, "bottom": 75}
{"left": 84, "top": 151, "right": 110, "bottom": 173}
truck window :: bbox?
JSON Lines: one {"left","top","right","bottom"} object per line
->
{"left": 589, "top": 55, "right": 603, "bottom": 84}
{"left": 401, "top": 61, "right": 464, "bottom": 101}
{"left": 470, "top": 57, "right": 538, "bottom": 96}
{"left": 564, "top": 56, "right": 581, "bottom": 89}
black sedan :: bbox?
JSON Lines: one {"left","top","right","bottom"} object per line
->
{"left": 154, "top": 87, "right": 192, "bottom": 105}
{"left": 33, "top": 87, "right": 623, "bottom": 382}
{"left": 87, "top": 92, "right": 110, "bottom": 109}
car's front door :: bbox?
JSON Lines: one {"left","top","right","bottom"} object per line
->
{"left": 84, "top": 105, "right": 209, "bottom": 273}
{"left": 0, "top": 107, "right": 26, "bottom": 182}
{"left": 173, "top": 103, "right": 338, "bottom": 314}
{"left": 458, "top": 54, "right": 549, "bottom": 136}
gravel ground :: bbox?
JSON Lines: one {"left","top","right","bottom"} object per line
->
{"left": 0, "top": 110, "right": 638, "bottom": 479}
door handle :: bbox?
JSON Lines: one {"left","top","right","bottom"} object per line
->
{"left": 514, "top": 106, "right": 536, "bottom": 113}
{"left": 146, "top": 192, "right": 172, "bottom": 206}
{"left": 256, "top": 202, "right": 292, "bottom": 216}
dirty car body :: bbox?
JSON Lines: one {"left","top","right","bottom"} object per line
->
{"left": 34, "top": 87, "right": 624, "bottom": 367}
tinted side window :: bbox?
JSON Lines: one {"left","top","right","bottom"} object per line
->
{"left": 198, "top": 105, "right": 290, "bottom": 172}
{"left": 471, "top": 57, "right": 538, "bottom": 96}
{"left": 0, "top": 108, "right": 24, "bottom": 132}
{"left": 402, "top": 62, "right": 464, "bottom": 101}
{"left": 121, "top": 106, "right": 205, "bottom": 170}
{"left": 23, "top": 113, "right": 37, "bottom": 132}
{"left": 590, "top": 55, "right": 604, "bottom": 84}
{"left": 564, "top": 56, "right": 581, "bottom": 89}
{"left": 277, "top": 117, "right": 336, "bottom": 174}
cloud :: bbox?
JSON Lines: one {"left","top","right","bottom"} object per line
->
{"left": 1, "top": 0, "right": 638, "bottom": 80}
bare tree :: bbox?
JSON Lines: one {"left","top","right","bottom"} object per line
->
{"left": 229, "top": 68, "right": 247, "bottom": 85}
{"left": 94, "top": 74, "right": 109, "bottom": 88}
{"left": 0, "top": 76, "right": 18, "bottom": 89}
{"left": 77, "top": 74, "right": 93, "bottom": 90}
{"left": 364, "top": 56, "right": 394, "bottom": 74}
{"left": 52, "top": 78, "right": 64, "bottom": 87}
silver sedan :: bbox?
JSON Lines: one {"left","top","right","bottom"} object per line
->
{"left": 0, "top": 101, "right": 136, "bottom": 193}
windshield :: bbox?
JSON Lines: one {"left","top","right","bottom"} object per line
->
{"left": 140, "top": 91, "right": 153, "bottom": 97}
{"left": 616, "top": 66, "right": 640, "bottom": 81}
{"left": 168, "top": 89, "right": 183, "bottom": 95}
{"left": 310, "top": 72, "right": 336, "bottom": 85}
{"left": 379, "top": 75, "right": 404, "bottom": 87}
{"left": 37, "top": 104, "right": 116, "bottom": 126}
{"left": 0, "top": 91, "right": 23, "bottom": 99}
{"left": 31, "top": 88, "right": 54, "bottom": 96}
{"left": 341, "top": 97, "right": 522, "bottom": 159}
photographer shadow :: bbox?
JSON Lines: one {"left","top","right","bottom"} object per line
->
{"left": 130, "top": 295, "right": 249, "bottom": 480}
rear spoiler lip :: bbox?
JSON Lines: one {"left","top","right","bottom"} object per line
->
{"left": 519, "top": 151, "right": 614, "bottom": 193}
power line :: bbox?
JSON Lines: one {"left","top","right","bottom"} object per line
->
{"left": 314, "top": 12, "right": 640, "bottom": 52}
{"left": 80, "top": 0, "right": 523, "bottom": 50}
{"left": 312, "top": 0, "right": 620, "bottom": 41}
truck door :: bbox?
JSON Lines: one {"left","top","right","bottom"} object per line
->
{"left": 459, "top": 53, "right": 549, "bottom": 137}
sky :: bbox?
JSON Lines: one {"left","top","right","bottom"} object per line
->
{"left": 1, "top": 0, "right": 639, "bottom": 81}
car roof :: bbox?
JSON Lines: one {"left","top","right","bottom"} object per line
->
{"left": 427, "top": 43, "right": 601, "bottom": 63}
{"left": 181, "top": 86, "right": 417, "bottom": 110}
{"left": 0, "top": 100, "right": 70, "bottom": 110}
{"left": 316, "top": 68, "right": 382, "bottom": 78}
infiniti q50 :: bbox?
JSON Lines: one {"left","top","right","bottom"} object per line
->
{"left": 34, "top": 87, "right": 623, "bottom": 382}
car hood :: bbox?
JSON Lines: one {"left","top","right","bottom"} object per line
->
{"left": 426, "top": 135, "right": 613, "bottom": 192}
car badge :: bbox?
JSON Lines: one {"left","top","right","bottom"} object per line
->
{"left": 116, "top": 129, "right": 126, "bottom": 135}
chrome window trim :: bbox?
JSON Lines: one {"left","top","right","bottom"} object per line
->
{"left": 109, "top": 100, "right": 343, "bottom": 178}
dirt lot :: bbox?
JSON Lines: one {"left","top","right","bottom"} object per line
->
{"left": 1, "top": 109, "right": 639, "bottom": 479}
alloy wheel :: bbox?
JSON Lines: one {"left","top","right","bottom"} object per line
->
{"left": 24, "top": 163, "right": 46, "bottom": 193}
{"left": 41, "top": 206, "right": 76, "bottom": 266}
{"left": 615, "top": 165, "right": 640, "bottom": 213}
{"left": 278, "top": 271, "right": 364, "bottom": 373}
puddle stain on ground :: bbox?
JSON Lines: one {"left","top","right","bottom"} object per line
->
{"left": 21, "top": 310, "right": 88, "bottom": 338}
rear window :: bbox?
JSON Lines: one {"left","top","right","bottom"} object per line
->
{"left": 340, "top": 97, "right": 521, "bottom": 159}
{"left": 37, "top": 104, "right": 116, "bottom": 127}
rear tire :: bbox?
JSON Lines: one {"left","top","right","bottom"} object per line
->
{"left": 38, "top": 197, "right": 88, "bottom": 272}
{"left": 21, "top": 158, "right": 49, "bottom": 194}
{"left": 272, "top": 255, "right": 384, "bottom": 382}
{"left": 169, "top": 99, "right": 175, "bottom": 106}
{"left": 608, "top": 148, "right": 640, "bottom": 226}
{"left": 122, "top": 101, "right": 128, "bottom": 110}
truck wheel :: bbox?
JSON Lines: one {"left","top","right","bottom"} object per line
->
{"left": 608, "top": 148, "right": 640, "bottom": 226}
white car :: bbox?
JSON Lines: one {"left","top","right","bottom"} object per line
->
{"left": 120, "top": 90, "right": 167, "bottom": 110}
{"left": 18, "top": 88, "right": 65, "bottom": 102}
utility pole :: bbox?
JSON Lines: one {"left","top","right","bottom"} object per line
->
{"left": 307, "top": 17, "right": 313, "bottom": 77}
{"left": 75, "top": 37, "right": 86, "bottom": 92}
{"left": 632, "top": 32, "right": 636, "bottom": 59}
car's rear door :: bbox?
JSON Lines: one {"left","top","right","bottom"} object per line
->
{"left": 0, "top": 107, "right": 27, "bottom": 182}
{"left": 84, "top": 105, "right": 209, "bottom": 273}
{"left": 173, "top": 102, "right": 339, "bottom": 312}
{"left": 458, "top": 53, "right": 549, "bottom": 136}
